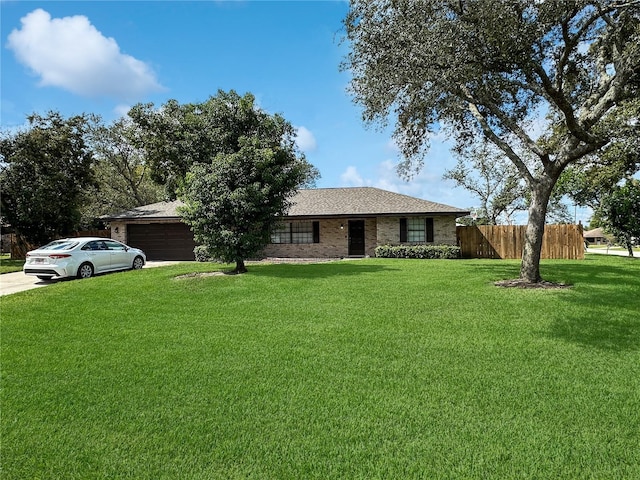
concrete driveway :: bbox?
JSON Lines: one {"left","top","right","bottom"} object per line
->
{"left": 0, "top": 261, "right": 182, "bottom": 297}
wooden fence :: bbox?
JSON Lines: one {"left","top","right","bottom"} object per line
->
{"left": 9, "top": 229, "right": 111, "bottom": 260}
{"left": 457, "top": 224, "right": 584, "bottom": 260}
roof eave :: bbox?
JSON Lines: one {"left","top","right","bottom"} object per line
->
{"left": 281, "top": 211, "right": 471, "bottom": 220}
{"left": 104, "top": 215, "right": 183, "bottom": 222}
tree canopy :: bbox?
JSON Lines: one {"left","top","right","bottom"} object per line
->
{"left": 444, "top": 140, "right": 527, "bottom": 225}
{"left": 598, "top": 179, "right": 640, "bottom": 256}
{"left": 130, "top": 90, "right": 318, "bottom": 272}
{"left": 0, "top": 112, "right": 95, "bottom": 245}
{"left": 82, "top": 118, "right": 163, "bottom": 226}
{"left": 344, "top": 0, "right": 640, "bottom": 283}
{"left": 556, "top": 98, "right": 640, "bottom": 210}
{"left": 445, "top": 140, "right": 571, "bottom": 225}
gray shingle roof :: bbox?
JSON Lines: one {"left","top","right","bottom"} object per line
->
{"left": 105, "top": 200, "right": 183, "bottom": 220}
{"left": 583, "top": 227, "right": 610, "bottom": 239}
{"left": 106, "top": 188, "right": 469, "bottom": 220}
{"left": 286, "top": 187, "right": 469, "bottom": 217}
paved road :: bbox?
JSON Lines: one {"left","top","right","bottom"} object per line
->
{"left": 0, "top": 261, "right": 182, "bottom": 297}
{"left": 586, "top": 247, "right": 640, "bottom": 258}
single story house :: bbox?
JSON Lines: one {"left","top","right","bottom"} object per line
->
{"left": 106, "top": 187, "right": 470, "bottom": 260}
{"left": 583, "top": 227, "right": 612, "bottom": 245}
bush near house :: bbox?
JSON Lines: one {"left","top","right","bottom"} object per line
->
{"left": 193, "top": 245, "right": 214, "bottom": 262}
{"left": 375, "top": 244, "right": 461, "bottom": 259}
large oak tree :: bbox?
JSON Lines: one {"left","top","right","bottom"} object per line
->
{"left": 343, "top": 0, "right": 640, "bottom": 283}
{"left": 129, "top": 90, "right": 318, "bottom": 272}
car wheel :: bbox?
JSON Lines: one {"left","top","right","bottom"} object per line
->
{"left": 77, "top": 262, "right": 94, "bottom": 279}
{"left": 132, "top": 256, "right": 144, "bottom": 270}
{"left": 37, "top": 276, "right": 53, "bottom": 281}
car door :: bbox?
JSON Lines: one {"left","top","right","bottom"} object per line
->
{"left": 81, "top": 241, "right": 112, "bottom": 273}
{"left": 104, "top": 240, "right": 130, "bottom": 270}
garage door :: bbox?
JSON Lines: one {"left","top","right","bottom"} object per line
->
{"left": 127, "top": 223, "right": 196, "bottom": 261}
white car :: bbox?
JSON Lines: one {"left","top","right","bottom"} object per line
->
{"left": 23, "top": 237, "right": 146, "bottom": 281}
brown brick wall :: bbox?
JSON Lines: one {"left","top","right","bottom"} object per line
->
{"left": 377, "top": 217, "right": 400, "bottom": 244}
{"left": 110, "top": 221, "right": 127, "bottom": 243}
{"left": 363, "top": 218, "right": 377, "bottom": 257}
{"left": 433, "top": 216, "right": 458, "bottom": 244}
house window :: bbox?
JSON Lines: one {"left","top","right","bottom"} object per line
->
{"left": 271, "top": 223, "right": 291, "bottom": 244}
{"left": 408, "top": 218, "right": 426, "bottom": 242}
{"left": 400, "top": 217, "right": 434, "bottom": 243}
{"left": 271, "top": 221, "right": 320, "bottom": 244}
{"left": 292, "top": 222, "right": 314, "bottom": 244}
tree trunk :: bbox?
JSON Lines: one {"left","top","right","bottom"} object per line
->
{"left": 624, "top": 234, "right": 635, "bottom": 257}
{"left": 234, "top": 259, "right": 247, "bottom": 274}
{"left": 520, "top": 182, "right": 553, "bottom": 283}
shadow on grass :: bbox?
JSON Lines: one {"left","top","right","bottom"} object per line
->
{"left": 459, "top": 259, "right": 522, "bottom": 284}
{"left": 462, "top": 257, "right": 640, "bottom": 352}
{"left": 548, "top": 315, "right": 640, "bottom": 352}
{"left": 250, "top": 261, "right": 396, "bottom": 279}
{"left": 541, "top": 258, "right": 640, "bottom": 352}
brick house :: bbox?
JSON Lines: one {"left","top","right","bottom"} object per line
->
{"left": 106, "top": 187, "right": 469, "bottom": 260}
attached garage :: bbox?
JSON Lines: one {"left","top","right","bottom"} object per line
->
{"left": 127, "top": 223, "right": 196, "bottom": 261}
{"left": 105, "top": 201, "right": 197, "bottom": 261}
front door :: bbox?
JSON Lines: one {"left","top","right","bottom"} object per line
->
{"left": 348, "top": 220, "right": 366, "bottom": 256}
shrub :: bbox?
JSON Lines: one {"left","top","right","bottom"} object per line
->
{"left": 194, "top": 245, "right": 214, "bottom": 262}
{"left": 375, "top": 244, "right": 461, "bottom": 259}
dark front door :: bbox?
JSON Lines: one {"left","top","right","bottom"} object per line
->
{"left": 348, "top": 220, "right": 366, "bottom": 256}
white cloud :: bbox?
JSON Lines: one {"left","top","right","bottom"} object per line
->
{"left": 384, "top": 138, "right": 400, "bottom": 153}
{"left": 295, "top": 126, "right": 317, "bottom": 152}
{"left": 339, "top": 159, "right": 476, "bottom": 210}
{"left": 339, "top": 166, "right": 365, "bottom": 187}
{"left": 7, "top": 9, "right": 164, "bottom": 101}
{"left": 113, "top": 104, "right": 131, "bottom": 118}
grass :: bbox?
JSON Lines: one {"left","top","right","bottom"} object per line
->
{"left": 2, "top": 255, "right": 639, "bottom": 479}
{"left": 0, "top": 254, "right": 23, "bottom": 274}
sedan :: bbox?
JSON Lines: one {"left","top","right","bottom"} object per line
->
{"left": 23, "top": 237, "right": 146, "bottom": 281}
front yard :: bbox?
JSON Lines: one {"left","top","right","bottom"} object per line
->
{"left": 2, "top": 256, "right": 639, "bottom": 479}
{"left": 0, "top": 254, "right": 24, "bottom": 274}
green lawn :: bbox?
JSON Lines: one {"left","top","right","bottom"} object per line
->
{"left": 0, "top": 254, "right": 24, "bottom": 274}
{"left": 2, "top": 256, "right": 639, "bottom": 479}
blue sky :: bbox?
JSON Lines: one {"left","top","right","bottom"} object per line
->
{"left": 1, "top": 1, "right": 591, "bottom": 222}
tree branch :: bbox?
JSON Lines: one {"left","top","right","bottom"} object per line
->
{"left": 465, "top": 99, "right": 534, "bottom": 185}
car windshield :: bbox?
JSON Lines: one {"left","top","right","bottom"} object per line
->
{"left": 39, "top": 240, "right": 79, "bottom": 251}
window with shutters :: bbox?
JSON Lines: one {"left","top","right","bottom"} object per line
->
{"left": 271, "top": 221, "right": 320, "bottom": 244}
{"left": 400, "top": 217, "right": 434, "bottom": 243}
{"left": 408, "top": 218, "right": 425, "bottom": 242}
